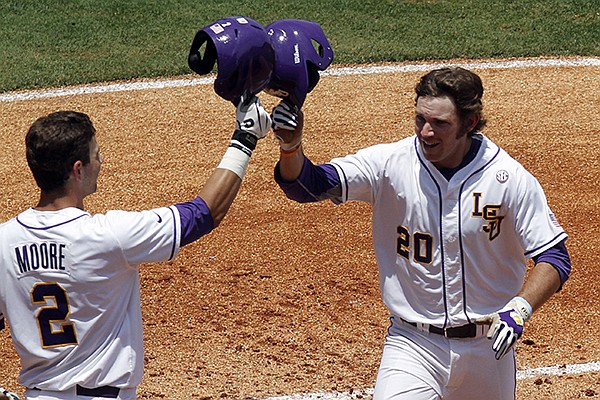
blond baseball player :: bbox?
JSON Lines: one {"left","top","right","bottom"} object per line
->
{"left": 0, "top": 95, "right": 270, "bottom": 400}
{"left": 271, "top": 67, "right": 571, "bottom": 399}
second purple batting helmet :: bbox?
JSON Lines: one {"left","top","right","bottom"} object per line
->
{"left": 188, "top": 16, "right": 275, "bottom": 105}
{"left": 265, "top": 19, "right": 334, "bottom": 108}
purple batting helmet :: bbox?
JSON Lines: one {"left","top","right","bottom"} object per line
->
{"left": 265, "top": 19, "right": 334, "bottom": 108}
{"left": 188, "top": 16, "right": 275, "bottom": 105}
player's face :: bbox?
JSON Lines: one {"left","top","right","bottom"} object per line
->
{"left": 82, "top": 136, "right": 103, "bottom": 196}
{"left": 414, "top": 96, "right": 471, "bottom": 169}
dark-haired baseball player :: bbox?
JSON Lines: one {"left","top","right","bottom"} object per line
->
{"left": 0, "top": 95, "right": 270, "bottom": 399}
{"left": 271, "top": 67, "right": 571, "bottom": 400}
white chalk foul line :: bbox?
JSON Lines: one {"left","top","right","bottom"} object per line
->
{"left": 515, "top": 360, "right": 600, "bottom": 380}
{"left": 322, "top": 57, "right": 600, "bottom": 77}
{"left": 259, "top": 361, "right": 600, "bottom": 400}
{"left": 1, "top": 57, "right": 599, "bottom": 103}
{"left": 0, "top": 76, "right": 214, "bottom": 103}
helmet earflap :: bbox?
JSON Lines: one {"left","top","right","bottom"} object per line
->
{"left": 188, "top": 32, "right": 217, "bottom": 75}
{"left": 306, "top": 62, "right": 321, "bottom": 93}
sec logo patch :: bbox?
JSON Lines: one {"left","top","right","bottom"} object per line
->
{"left": 496, "top": 170, "right": 509, "bottom": 183}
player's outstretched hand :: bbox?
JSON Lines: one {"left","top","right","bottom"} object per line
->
{"left": 236, "top": 95, "right": 271, "bottom": 140}
{"left": 232, "top": 95, "right": 271, "bottom": 152}
{"left": 271, "top": 100, "right": 304, "bottom": 152}
{"left": 475, "top": 296, "right": 532, "bottom": 360}
{"left": 272, "top": 99, "right": 299, "bottom": 131}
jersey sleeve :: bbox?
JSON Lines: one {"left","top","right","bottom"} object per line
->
{"left": 274, "top": 156, "right": 343, "bottom": 203}
{"left": 533, "top": 239, "right": 571, "bottom": 289}
{"left": 174, "top": 196, "right": 214, "bottom": 246}
{"left": 275, "top": 143, "right": 396, "bottom": 205}
{"left": 103, "top": 206, "right": 181, "bottom": 265}
{"left": 329, "top": 143, "right": 393, "bottom": 204}
{"left": 513, "top": 169, "right": 568, "bottom": 258}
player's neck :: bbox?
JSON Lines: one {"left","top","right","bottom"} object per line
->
{"left": 35, "top": 191, "right": 85, "bottom": 211}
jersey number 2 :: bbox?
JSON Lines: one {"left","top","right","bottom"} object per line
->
{"left": 31, "top": 282, "right": 78, "bottom": 348}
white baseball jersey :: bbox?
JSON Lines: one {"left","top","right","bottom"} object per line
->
{"left": 329, "top": 134, "right": 567, "bottom": 327}
{"left": 0, "top": 206, "right": 181, "bottom": 390}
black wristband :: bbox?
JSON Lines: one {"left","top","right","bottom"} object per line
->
{"left": 231, "top": 129, "right": 258, "bottom": 151}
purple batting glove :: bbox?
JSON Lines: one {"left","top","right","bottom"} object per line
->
{"left": 489, "top": 309, "right": 525, "bottom": 360}
{"left": 476, "top": 296, "right": 533, "bottom": 360}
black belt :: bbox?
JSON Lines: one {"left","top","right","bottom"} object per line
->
{"left": 30, "top": 385, "right": 120, "bottom": 398}
{"left": 402, "top": 319, "right": 479, "bottom": 338}
{"left": 77, "top": 385, "right": 120, "bottom": 398}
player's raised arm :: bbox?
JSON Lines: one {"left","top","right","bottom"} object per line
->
{"left": 198, "top": 96, "right": 270, "bottom": 227}
{"left": 186, "top": 16, "right": 278, "bottom": 230}
{"left": 261, "top": 19, "right": 333, "bottom": 183}
{"left": 272, "top": 100, "right": 305, "bottom": 181}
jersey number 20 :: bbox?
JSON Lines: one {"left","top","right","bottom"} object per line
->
{"left": 31, "top": 282, "right": 78, "bottom": 348}
{"left": 397, "top": 225, "right": 433, "bottom": 264}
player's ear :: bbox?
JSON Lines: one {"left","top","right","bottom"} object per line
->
{"left": 465, "top": 114, "right": 479, "bottom": 134}
{"left": 72, "top": 160, "right": 84, "bottom": 181}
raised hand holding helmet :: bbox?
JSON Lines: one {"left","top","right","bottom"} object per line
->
{"left": 271, "top": 100, "right": 299, "bottom": 132}
{"left": 271, "top": 100, "right": 303, "bottom": 154}
{"left": 217, "top": 95, "right": 270, "bottom": 179}
{"left": 234, "top": 95, "right": 271, "bottom": 147}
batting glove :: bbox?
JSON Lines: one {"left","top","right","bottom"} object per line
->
{"left": 233, "top": 95, "right": 271, "bottom": 152}
{"left": 271, "top": 100, "right": 303, "bottom": 152}
{"left": 477, "top": 296, "right": 532, "bottom": 360}
{"left": 0, "top": 389, "right": 21, "bottom": 400}
{"left": 272, "top": 100, "right": 299, "bottom": 131}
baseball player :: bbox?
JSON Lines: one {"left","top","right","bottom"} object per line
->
{"left": 270, "top": 67, "right": 571, "bottom": 400}
{"left": 0, "top": 98, "right": 270, "bottom": 400}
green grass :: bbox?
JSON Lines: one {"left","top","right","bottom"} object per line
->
{"left": 1, "top": 0, "right": 599, "bottom": 92}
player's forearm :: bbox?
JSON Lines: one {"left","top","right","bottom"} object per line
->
{"left": 278, "top": 145, "right": 305, "bottom": 181}
{"left": 273, "top": 105, "right": 304, "bottom": 181}
{"left": 196, "top": 93, "right": 269, "bottom": 228}
{"left": 199, "top": 168, "right": 242, "bottom": 227}
{"left": 517, "top": 262, "right": 562, "bottom": 313}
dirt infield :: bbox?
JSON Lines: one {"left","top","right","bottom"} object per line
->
{"left": 1, "top": 58, "right": 599, "bottom": 399}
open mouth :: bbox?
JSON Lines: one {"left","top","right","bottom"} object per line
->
{"left": 421, "top": 140, "right": 440, "bottom": 149}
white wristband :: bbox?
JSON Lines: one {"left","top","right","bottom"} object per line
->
{"left": 216, "top": 145, "right": 251, "bottom": 179}
{"left": 512, "top": 296, "right": 533, "bottom": 322}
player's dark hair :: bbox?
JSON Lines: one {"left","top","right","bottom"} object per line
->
{"left": 26, "top": 111, "right": 96, "bottom": 192}
{"left": 415, "top": 67, "right": 487, "bottom": 135}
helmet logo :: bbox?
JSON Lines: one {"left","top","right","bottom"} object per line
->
{"left": 209, "top": 23, "right": 225, "bottom": 34}
{"left": 293, "top": 43, "right": 301, "bottom": 64}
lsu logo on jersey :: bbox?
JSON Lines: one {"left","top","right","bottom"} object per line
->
{"left": 472, "top": 192, "right": 504, "bottom": 241}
